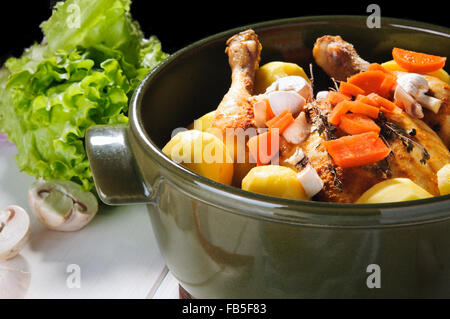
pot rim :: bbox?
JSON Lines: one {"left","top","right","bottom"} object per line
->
{"left": 130, "top": 15, "right": 450, "bottom": 227}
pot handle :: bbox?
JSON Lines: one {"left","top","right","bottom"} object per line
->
{"left": 85, "top": 124, "right": 150, "bottom": 205}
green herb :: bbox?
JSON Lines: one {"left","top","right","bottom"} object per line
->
{"left": 376, "top": 113, "right": 430, "bottom": 165}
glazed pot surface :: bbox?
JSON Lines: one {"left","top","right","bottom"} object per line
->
{"left": 86, "top": 16, "right": 450, "bottom": 298}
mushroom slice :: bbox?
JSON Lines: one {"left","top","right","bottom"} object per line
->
{"left": 28, "top": 179, "right": 98, "bottom": 232}
{"left": 0, "top": 255, "right": 31, "bottom": 298}
{"left": 397, "top": 73, "right": 442, "bottom": 114}
{"left": 0, "top": 206, "right": 30, "bottom": 261}
{"left": 394, "top": 85, "right": 424, "bottom": 119}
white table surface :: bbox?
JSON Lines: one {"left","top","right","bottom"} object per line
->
{"left": 0, "top": 143, "right": 179, "bottom": 299}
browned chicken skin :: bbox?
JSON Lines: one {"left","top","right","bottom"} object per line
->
{"left": 209, "top": 29, "right": 262, "bottom": 186}
{"left": 280, "top": 100, "right": 450, "bottom": 203}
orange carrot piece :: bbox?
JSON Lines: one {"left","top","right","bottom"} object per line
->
{"left": 266, "top": 109, "right": 294, "bottom": 133}
{"left": 392, "top": 47, "right": 447, "bottom": 73}
{"left": 348, "top": 70, "right": 386, "bottom": 95}
{"left": 265, "top": 99, "right": 275, "bottom": 120}
{"left": 328, "top": 101, "right": 352, "bottom": 126}
{"left": 247, "top": 131, "right": 281, "bottom": 165}
{"left": 348, "top": 101, "right": 380, "bottom": 119}
{"left": 327, "top": 91, "right": 351, "bottom": 105}
{"left": 366, "top": 93, "right": 396, "bottom": 112}
{"left": 338, "top": 113, "right": 381, "bottom": 135}
{"left": 368, "top": 63, "right": 395, "bottom": 76}
{"left": 324, "top": 132, "right": 391, "bottom": 168}
{"left": 356, "top": 94, "right": 379, "bottom": 107}
{"left": 377, "top": 74, "right": 397, "bottom": 98}
{"left": 339, "top": 81, "right": 365, "bottom": 96}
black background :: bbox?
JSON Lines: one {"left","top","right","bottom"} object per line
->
{"left": 0, "top": 0, "right": 448, "bottom": 63}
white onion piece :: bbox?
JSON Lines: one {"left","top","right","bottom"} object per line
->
{"left": 266, "top": 76, "right": 313, "bottom": 101}
{"left": 282, "top": 112, "right": 311, "bottom": 145}
{"left": 267, "top": 90, "right": 305, "bottom": 117}
{"left": 297, "top": 164, "right": 324, "bottom": 198}
{"left": 316, "top": 91, "right": 329, "bottom": 100}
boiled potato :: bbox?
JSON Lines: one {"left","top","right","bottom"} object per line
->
{"left": 242, "top": 165, "right": 308, "bottom": 200}
{"left": 356, "top": 178, "right": 433, "bottom": 204}
{"left": 255, "top": 61, "right": 310, "bottom": 94}
{"left": 162, "top": 130, "right": 233, "bottom": 185}
{"left": 192, "top": 110, "right": 216, "bottom": 131}
{"left": 437, "top": 164, "right": 450, "bottom": 196}
{"left": 381, "top": 60, "right": 450, "bottom": 84}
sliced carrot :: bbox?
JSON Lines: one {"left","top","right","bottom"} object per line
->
{"left": 324, "top": 132, "right": 391, "bottom": 168}
{"left": 348, "top": 70, "right": 386, "bottom": 95}
{"left": 368, "top": 63, "right": 395, "bottom": 76}
{"left": 377, "top": 74, "right": 397, "bottom": 98}
{"left": 328, "top": 101, "right": 352, "bottom": 126}
{"left": 356, "top": 94, "right": 379, "bottom": 107}
{"left": 338, "top": 113, "right": 380, "bottom": 135}
{"left": 327, "top": 91, "right": 351, "bottom": 105}
{"left": 366, "top": 93, "right": 396, "bottom": 112}
{"left": 339, "top": 81, "right": 365, "bottom": 96}
{"left": 348, "top": 101, "right": 379, "bottom": 119}
{"left": 392, "top": 47, "right": 447, "bottom": 73}
{"left": 266, "top": 109, "right": 294, "bottom": 133}
{"left": 247, "top": 130, "right": 281, "bottom": 165}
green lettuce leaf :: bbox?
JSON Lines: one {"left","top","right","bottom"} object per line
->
{"left": 41, "top": 0, "right": 143, "bottom": 66}
{"left": 3, "top": 49, "right": 131, "bottom": 191}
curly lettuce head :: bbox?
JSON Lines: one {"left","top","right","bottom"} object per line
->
{"left": 0, "top": 0, "right": 168, "bottom": 191}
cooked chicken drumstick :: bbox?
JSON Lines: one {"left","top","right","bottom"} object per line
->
{"left": 209, "top": 29, "right": 262, "bottom": 186}
{"left": 313, "top": 35, "right": 370, "bottom": 81}
{"left": 313, "top": 35, "right": 450, "bottom": 149}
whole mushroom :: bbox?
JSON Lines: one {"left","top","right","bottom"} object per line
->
{"left": 28, "top": 179, "right": 98, "bottom": 232}
{"left": 396, "top": 73, "right": 442, "bottom": 114}
{"left": 0, "top": 205, "right": 30, "bottom": 261}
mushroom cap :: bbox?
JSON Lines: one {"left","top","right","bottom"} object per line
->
{"left": 397, "top": 73, "right": 429, "bottom": 95}
{"left": 0, "top": 206, "right": 30, "bottom": 261}
{"left": 28, "top": 179, "right": 98, "bottom": 232}
{"left": 0, "top": 255, "right": 31, "bottom": 298}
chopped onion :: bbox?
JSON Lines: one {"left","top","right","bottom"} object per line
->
{"left": 267, "top": 91, "right": 305, "bottom": 117}
{"left": 282, "top": 112, "right": 311, "bottom": 145}
{"left": 316, "top": 91, "right": 329, "bottom": 100}
{"left": 297, "top": 164, "right": 324, "bottom": 198}
{"left": 266, "top": 76, "right": 313, "bottom": 101}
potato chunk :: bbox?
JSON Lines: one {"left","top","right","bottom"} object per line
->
{"left": 162, "top": 130, "right": 234, "bottom": 185}
{"left": 193, "top": 110, "right": 216, "bottom": 132}
{"left": 242, "top": 165, "right": 308, "bottom": 200}
{"left": 437, "top": 164, "right": 450, "bottom": 196}
{"left": 254, "top": 61, "right": 310, "bottom": 94}
{"left": 356, "top": 178, "right": 433, "bottom": 204}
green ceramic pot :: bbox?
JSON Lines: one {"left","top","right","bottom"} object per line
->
{"left": 86, "top": 16, "right": 450, "bottom": 298}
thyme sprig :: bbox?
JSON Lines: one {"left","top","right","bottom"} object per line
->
{"left": 376, "top": 113, "right": 430, "bottom": 165}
